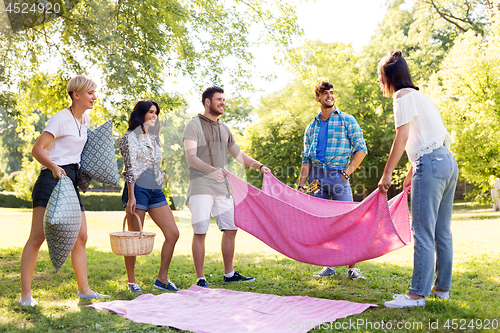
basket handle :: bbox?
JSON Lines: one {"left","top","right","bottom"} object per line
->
{"left": 123, "top": 213, "right": 144, "bottom": 239}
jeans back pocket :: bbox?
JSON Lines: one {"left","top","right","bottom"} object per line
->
{"left": 430, "top": 153, "right": 453, "bottom": 180}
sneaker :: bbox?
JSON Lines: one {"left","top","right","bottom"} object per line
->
{"left": 77, "top": 291, "right": 110, "bottom": 299}
{"left": 384, "top": 294, "right": 426, "bottom": 308}
{"left": 127, "top": 283, "right": 143, "bottom": 293}
{"left": 19, "top": 297, "right": 38, "bottom": 307}
{"left": 223, "top": 271, "right": 255, "bottom": 283}
{"left": 154, "top": 279, "right": 180, "bottom": 292}
{"left": 196, "top": 279, "right": 209, "bottom": 288}
{"left": 432, "top": 286, "right": 450, "bottom": 300}
{"left": 347, "top": 268, "right": 365, "bottom": 280}
{"left": 313, "top": 267, "right": 337, "bottom": 278}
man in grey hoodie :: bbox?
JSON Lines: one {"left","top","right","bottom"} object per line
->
{"left": 183, "top": 86, "right": 270, "bottom": 288}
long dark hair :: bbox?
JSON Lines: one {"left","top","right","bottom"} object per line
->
{"left": 128, "top": 100, "right": 160, "bottom": 133}
{"left": 378, "top": 50, "right": 419, "bottom": 97}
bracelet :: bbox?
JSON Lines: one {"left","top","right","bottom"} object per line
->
{"left": 341, "top": 170, "right": 350, "bottom": 181}
{"left": 297, "top": 185, "right": 305, "bottom": 190}
{"left": 259, "top": 164, "right": 265, "bottom": 171}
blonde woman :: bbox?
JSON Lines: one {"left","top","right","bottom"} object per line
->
{"left": 19, "top": 75, "right": 108, "bottom": 306}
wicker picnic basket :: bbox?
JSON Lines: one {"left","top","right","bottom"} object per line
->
{"left": 109, "top": 213, "right": 155, "bottom": 256}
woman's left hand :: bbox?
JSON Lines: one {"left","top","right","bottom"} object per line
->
{"left": 260, "top": 166, "right": 271, "bottom": 174}
{"left": 378, "top": 174, "right": 392, "bottom": 194}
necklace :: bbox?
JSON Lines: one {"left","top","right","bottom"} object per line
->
{"left": 320, "top": 109, "right": 334, "bottom": 122}
{"left": 69, "top": 106, "right": 82, "bottom": 137}
{"left": 320, "top": 114, "right": 330, "bottom": 122}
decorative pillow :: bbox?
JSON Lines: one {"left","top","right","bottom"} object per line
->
{"left": 44, "top": 176, "right": 82, "bottom": 272}
{"left": 78, "top": 171, "right": 93, "bottom": 193}
{"left": 79, "top": 119, "right": 120, "bottom": 192}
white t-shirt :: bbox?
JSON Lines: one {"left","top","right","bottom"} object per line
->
{"left": 41, "top": 108, "right": 90, "bottom": 169}
{"left": 393, "top": 89, "right": 452, "bottom": 166}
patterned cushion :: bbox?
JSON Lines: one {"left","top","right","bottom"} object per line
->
{"left": 78, "top": 171, "right": 93, "bottom": 193}
{"left": 79, "top": 119, "right": 120, "bottom": 192}
{"left": 43, "top": 176, "right": 82, "bottom": 272}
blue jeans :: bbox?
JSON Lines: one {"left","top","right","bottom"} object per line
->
{"left": 309, "top": 166, "right": 353, "bottom": 202}
{"left": 409, "top": 145, "right": 458, "bottom": 297}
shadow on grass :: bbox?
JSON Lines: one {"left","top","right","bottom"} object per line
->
{"left": 1, "top": 248, "right": 499, "bottom": 332}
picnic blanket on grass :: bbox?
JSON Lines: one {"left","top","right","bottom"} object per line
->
{"left": 90, "top": 286, "right": 376, "bottom": 333}
{"left": 226, "top": 172, "right": 411, "bottom": 266}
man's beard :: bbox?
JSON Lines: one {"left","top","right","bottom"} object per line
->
{"left": 209, "top": 103, "right": 224, "bottom": 116}
{"left": 321, "top": 100, "right": 334, "bottom": 109}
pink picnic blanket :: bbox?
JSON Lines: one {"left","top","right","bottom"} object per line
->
{"left": 226, "top": 172, "right": 411, "bottom": 266}
{"left": 90, "top": 286, "right": 376, "bottom": 333}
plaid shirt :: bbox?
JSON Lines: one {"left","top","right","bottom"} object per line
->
{"left": 302, "top": 108, "right": 367, "bottom": 169}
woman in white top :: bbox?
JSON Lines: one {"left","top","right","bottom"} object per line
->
{"left": 19, "top": 75, "right": 108, "bottom": 306}
{"left": 377, "top": 50, "right": 458, "bottom": 308}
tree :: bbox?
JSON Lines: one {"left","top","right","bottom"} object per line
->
{"left": 412, "top": 0, "right": 492, "bottom": 36}
{"left": 1, "top": 0, "right": 302, "bottom": 101}
{"left": 0, "top": 106, "right": 24, "bottom": 175}
{"left": 240, "top": 0, "right": 500, "bottom": 202}
{"left": 240, "top": 41, "right": 405, "bottom": 196}
{"left": 427, "top": 10, "right": 500, "bottom": 200}
{"left": 0, "top": 0, "right": 304, "bottom": 197}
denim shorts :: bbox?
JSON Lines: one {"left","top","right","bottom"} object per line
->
{"left": 32, "top": 164, "right": 85, "bottom": 211}
{"left": 121, "top": 184, "right": 168, "bottom": 211}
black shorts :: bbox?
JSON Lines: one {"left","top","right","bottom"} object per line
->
{"left": 32, "top": 164, "right": 85, "bottom": 211}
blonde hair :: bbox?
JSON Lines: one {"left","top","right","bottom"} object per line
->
{"left": 67, "top": 75, "right": 97, "bottom": 99}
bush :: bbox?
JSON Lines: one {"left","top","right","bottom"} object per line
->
{"left": 13, "top": 159, "right": 40, "bottom": 201}
{"left": 80, "top": 192, "right": 124, "bottom": 211}
{"left": 0, "top": 191, "right": 123, "bottom": 211}
{"left": 0, "top": 192, "right": 31, "bottom": 208}
{"left": 0, "top": 171, "right": 22, "bottom": 191}
{"left": 0, "top": 190, "right": 177, "bottom": 211}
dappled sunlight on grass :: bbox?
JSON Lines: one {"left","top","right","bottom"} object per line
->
{"left": 452, "top": 202, "right": 500, "bottom": 215}
{"left": 1, "top": 206, "right": 499, "bottom": 332}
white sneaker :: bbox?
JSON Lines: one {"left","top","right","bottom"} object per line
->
{"left": 432, "top": 286, "right": 450, "bottom": 300}
{"left": 384, "top": 294, "right": 426, "bottom": 308}
{"left": 19, "top": 297, "right": 38, "bottom": 307}
{"left": 347, "top": 268, "right": 365, "bottom": 280}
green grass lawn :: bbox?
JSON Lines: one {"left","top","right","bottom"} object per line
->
{"left": 0, "top": 204, "right": 499, "bottom": 332}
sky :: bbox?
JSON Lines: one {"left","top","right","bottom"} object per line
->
{"left": 180, "top": 0, "right": 388, "bottom": 111}
{"left": 294, "top": 0, "right": 387, "bottom": 51}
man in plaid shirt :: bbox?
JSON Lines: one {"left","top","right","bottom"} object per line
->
{"left": 297, "top": 81, "right": 368, "bottom": 280}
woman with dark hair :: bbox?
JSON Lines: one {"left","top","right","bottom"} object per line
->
{"left": 120, "top": 100, "right": 180, "bottom": 293}
{"left": 377, "top": 50, "right": 458, "bottom": 308}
